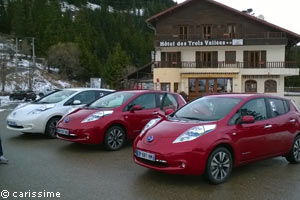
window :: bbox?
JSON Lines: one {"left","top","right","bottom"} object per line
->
{"left": 174, "top": 83, "right": 179, "bottom": 93}
{"left": 179, "top": 25, "right": 188, "bottom": 40}
{"left": 202, "top": 25, "right": 212, "bottom": 39}
{"left": 161, "top": 52, "right": 181, "bottom": 67}
{"left": 265, "top": 80, "right": 277, "bottom": 93}
{"left": 91, "top": 92, "right": 135, "bottom": 109}
{"left": 245, "top": 80, "right": 257, "bottom": 92}
{"left": 225, "top": 51, "right": 236, "bottom": 64}
{"left": 128, "top": 94, "right": 156, "bottom": 110}
{"left": 72, "top": 91, "right": 97, "bottom": 105}
{"left": 189, "top": 79, "right": 196, "bottom": 93}
{"left": 268, "top": 98, "right": 289, "bottom": 117}
{"left": 161, "top": 83, "right": 170, "bottom": 92}
{"left": 226, "top": 24, "right": 236, "bottom": 38}
{"left": 244, "top": 51, "right": 266, "bottom": 68}
{"left": 162, "top": 94, "right": 178, "bottom": 111}
{"left": 230, "top": 98, "right": 267, "bottom": 124}
{"left": 196, "top": 51, "right": 218, "bottom": 68}
{"left": 198, "top": 79, "right": 206, "bottom": 93}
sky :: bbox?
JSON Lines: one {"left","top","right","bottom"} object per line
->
{"left": 174, "top": 0, "right": 300, "bottom": 35}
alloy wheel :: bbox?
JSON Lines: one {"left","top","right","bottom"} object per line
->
{"left": 210, "top": 151, "right": 231, "bottom": 181}
{"left": 106, "top": 127, "right": 125, "bottom": 150}
{"left": 293, "top": 139, "right": 300, "bottom": 162}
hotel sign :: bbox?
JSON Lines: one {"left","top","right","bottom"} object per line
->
{"left": 159, "top": 39, "right": 243, "bottom": 47}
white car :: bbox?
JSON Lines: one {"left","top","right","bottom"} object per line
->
{"left": 6, "top": 88, "right": 114, "bottom": 138}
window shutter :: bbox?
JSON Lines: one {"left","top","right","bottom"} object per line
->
{"left": 213, "top": 51, "right": 218, "bottom": 67}
{"left": 244, "top": 51, "right": 249, "bottom": 68}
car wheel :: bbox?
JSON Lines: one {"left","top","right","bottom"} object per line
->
{"left": 285, "top": 136, "right": 300, "bottom": 164}
{"left": 104, "top": 126, "right": 126, "bottom": 151}
{"left": 205, "top": 147, "right": 233, "bottom": 184}
{"left": 45, "top": 117, "right": 61, "bottom": 138}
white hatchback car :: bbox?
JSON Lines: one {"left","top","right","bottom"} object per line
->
{"left": 6, "top": 88, "right": 114, "bottom": 137}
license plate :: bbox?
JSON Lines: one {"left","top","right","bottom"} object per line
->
{"left": 136, "top": 150, "right": 155, "bottom": 161}
{"left": 7, "top": 120, "right": 17, "bottom": 126}
{"left": 57, "top": 128, "right": 69, "bottom": 136}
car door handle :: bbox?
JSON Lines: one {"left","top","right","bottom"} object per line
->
{"left": 264, "top": 125, "right": 272, "bottom": 129}
{"left": 290, "top": 119, "right": 296, "bottom": 123}
{"left": 153, "top": 112, "right": 158, "bottom": 115}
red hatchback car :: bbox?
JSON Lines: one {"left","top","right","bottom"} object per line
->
{"left": 134, "top": 94, "right": 300, "bottom": 184}
{"left": 56, "top": 90, "right": 186, "bottom": 150}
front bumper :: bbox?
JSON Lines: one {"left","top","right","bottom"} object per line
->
{"left": 6, "top": 116, "right": 46, "bottom": 133}
{"left": 133, "top": 147, "right": 207, "bottom": 175}
{"left": 56, "top": 126, "right": 105, "bottom": 144}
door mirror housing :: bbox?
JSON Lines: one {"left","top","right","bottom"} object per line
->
{"left": 132, "top": 105, "right": 143, "bottom": 111}
{"left": 165, "top": 108, "right": 174, "bottom": 115}
{"left": 241, "top": 115, "right": 255, "bottom": 124}
{"left": 73, "top": 100, "right": 81, "bottom": 105}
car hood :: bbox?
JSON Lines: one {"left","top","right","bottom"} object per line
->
{"left": 142, "top": 119, "right": 217, "bottom": 145}
{"left": 8, "top": 103, "right": 56, "bottom": 118}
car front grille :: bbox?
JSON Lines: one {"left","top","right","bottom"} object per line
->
{"left": 136, "top": 157, "right": 168, "bottom": 168}
{"left": 8, "top": 124, "right": 24, "bottom": 129}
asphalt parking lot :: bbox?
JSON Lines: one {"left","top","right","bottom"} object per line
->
{"left": 1, "top": 104, "right": 300, "bottom": 200}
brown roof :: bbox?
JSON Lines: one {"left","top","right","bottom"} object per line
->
{"left": 146, "top": 0, "right": 300, "bottom": 42}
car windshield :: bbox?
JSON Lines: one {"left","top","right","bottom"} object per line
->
{"left": 34, "top": 90, "right": 76, "bottom": 104}
{"left": 89, "top": 92, "right": 135, "bottom": 108}
{"left": 172, "top": 96, "right": 242, "bottom": 121}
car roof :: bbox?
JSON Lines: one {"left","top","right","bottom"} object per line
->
{"left": 63, "top": 88, "right": 115, "bottom": 92}
{"left": 205, "top": 93, "right": 290, "bottom": 101}
{"left": 115, "top": 89, "right": 178, "bottom": 94}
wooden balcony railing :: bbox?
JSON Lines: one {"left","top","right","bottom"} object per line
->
{"left": 156, "top": 32, "right": 287, "bottom": 41}
{"left": 156, "top": 61, "right": 298, "bottom": 69}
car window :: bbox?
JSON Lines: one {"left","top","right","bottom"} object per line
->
{"left": 283, "top": 100, "right": 290, "bottom": 113}
{"left": 127, "top": 94, "right": 156, "bottom": 110}
{"left": 35, "top": 90, "right": 76, "bottom": 104}
{"left": 72, "top": 91, "right": 97, "bottom": 104}
{"left": 267, "top": 98, "right": 288, "bottom": 117}
{"left": 96, "top": 91, "right": 110, "bottom": 98}
{"left": 162, "top": 94, "right": 178, "bottom": 111}
{"left": 173, "top": 97, "right": 241, "bottom": 121}
{"left": 230, "top": 98, "right": 267, "bottom": 125}
{"left": 90, "top": 92, "right": 135, "bottom": 108}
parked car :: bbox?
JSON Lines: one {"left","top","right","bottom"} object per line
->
{"left": 6, "top": 88, "right": 114, "bottom": 138}
{"left": 9, "top": 90, "right": 37, "bottom": 101}
{"left": 133, "top": 94, "right": 300, "bottom": 184}
{"left": 56, "top": 90, "right": 186, "bottom": 150}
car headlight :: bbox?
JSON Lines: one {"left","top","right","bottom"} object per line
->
{"left": 140, "top": 118, "right": 161, "bottom": 136}
{"left": 173, "top": 124, "right": 216, "bottom": 144}
{"left": 81, "top": 110, "right": 113, "bottom": 123}
{"left": 27, "top": 104, "right": 55, "bottom": 115}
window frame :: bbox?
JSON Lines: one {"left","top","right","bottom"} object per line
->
{"left": 245, "top": 80, "right": 257, "bottom": 93}
{"left": 229, "top": 98, "right": 270, "bottom": 125}
{"left": 264, "top": 80, "right": 277, "bottom": 93}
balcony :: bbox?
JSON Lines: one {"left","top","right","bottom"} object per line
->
{"left": 156, "top": 61, "right": 298, "bottom": 69}
{"left": 155, "top": 32, "right": 288, "bottom": 46}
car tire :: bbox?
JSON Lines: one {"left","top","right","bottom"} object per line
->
{"left": 205, "top": 147, "right": 233, "bottom": 184}
{"left": 104, "top": 126, "right": 126, "bottom": 151}
{"left": 285, "top": 136, "right": 300, "bottom": 164}
{"left": 45, "top": 117, "right": 61, "bottom": 138}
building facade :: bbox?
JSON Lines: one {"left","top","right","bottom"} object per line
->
{"left": 147, "top": 0, "right": 300, "bottom": 100}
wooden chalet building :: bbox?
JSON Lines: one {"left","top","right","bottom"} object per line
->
{"left": 146, "top": 0, "right": 300, "bottom": 99}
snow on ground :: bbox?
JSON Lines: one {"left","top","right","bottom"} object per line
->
{"left": 87, "top": 2, "right": 101, "bottom": 11}
{"left": 60, "top": 2, "right": 79, "bottom": 12}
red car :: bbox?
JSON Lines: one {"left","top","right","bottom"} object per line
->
{"left": 134, "top": 94, "right": 300, "bottom": 184}
{"left": 56, "top": 90, "right": 186, "bottom": 150}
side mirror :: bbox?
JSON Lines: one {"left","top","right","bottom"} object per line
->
{"left": 241, "top": 115, "right": 255, "bottom": 124}
{"left": 165, "top": 108, "right": 174, "bottom": 115}
{"left": 73, "top": 100, "right": 81, "bottom": 105}
{"left": 132, "top": 105, "right": 143, "bottom": 111}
